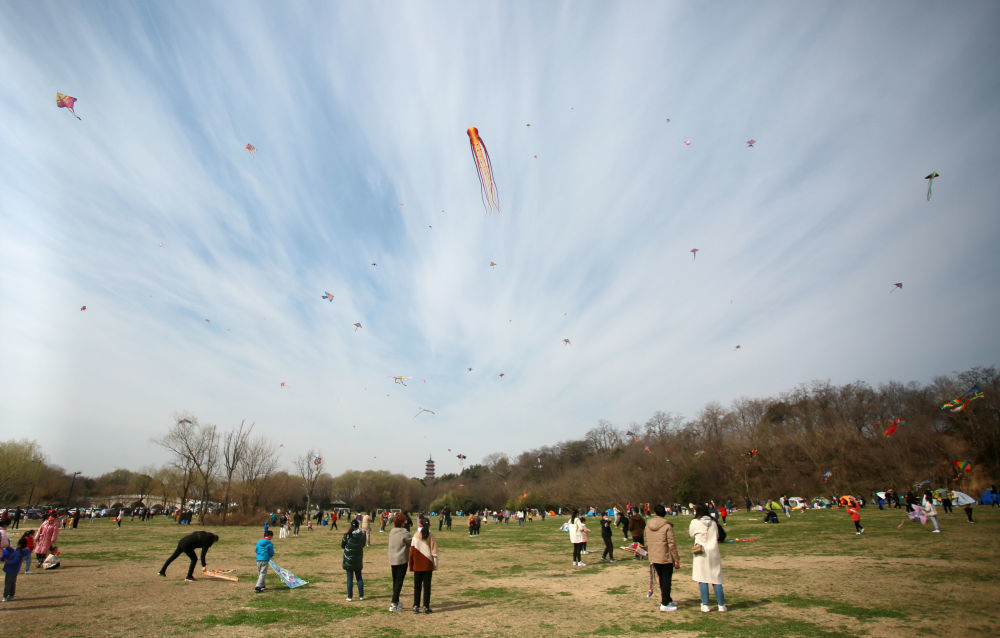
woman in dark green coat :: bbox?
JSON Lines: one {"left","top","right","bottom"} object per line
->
{"left": 342, "top": 519, "right": 367, "bottom": 601}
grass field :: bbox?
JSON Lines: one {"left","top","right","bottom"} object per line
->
{"left": 3, "top": 507, "right": 998, "bottom": 637}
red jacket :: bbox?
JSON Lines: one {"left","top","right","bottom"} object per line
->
{"left": 847, "top": 506, "right": 860, "bottom": 522}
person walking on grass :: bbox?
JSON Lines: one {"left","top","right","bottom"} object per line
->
{"left": 629, "top": 510, "right": 646, "bottom": 560}
{"left": 600, "top": 513, "right": 616, "bottom": 562}
{"left": 342, "top": 519, "right": 366, "bottom": 601}
{"left": 646, "top": 504, "right": 681, "bottom": 611}
{"left": 690, "top": 504, "right": 726, "bottom": 613}
{"left": 254, "top": 530, "right": 274, "bottom": 593}
{"left": 19, "top": 531, "right": 34, "bottom": 574}
{"left": 34, "top": 515, "right": 59, "bottom": 568}
{"left": 922, "top": 490, "right": 942, "bottom": 533}
{"left": 848, "top": 503, "right": 864, "bottom": 535}
{"left": 388, "top": 512, "right": 412, "bottom": 611}
{"left": 158, "top": 531, "right": 219, "bottom": 581}
{"left": 2, "top": 537, "right": 31, "bottom": 602}
{"left": 408, "top": 517, "right": 438, "bottom": 613}
{"left": 568, "top": 509, "right": 587, "bottom": 566}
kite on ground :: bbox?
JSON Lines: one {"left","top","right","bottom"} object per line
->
{"left": 269, "top": 560, "right": 307, "bottom": 588}
{"left": 643, "top": 445, "right": 652, "bottom": 454}
{"left": 690, "top": 248, "right": 699, "bottom": 261}
{"left": 467, "top": 126, "right": 500, "bottom": 214}
{"left": 890, "top": 283, "right": 903, "bottom": 293}
{"left": 391, "top": 376, "right": 411, "bottom": 386}
{"left": 245, "top": 143, "right": 257, "bottom": 156}
{"left": 353, "top": 322, "right": 362, "bottom": 331}
{"left": 925, "top": 171, "right": 939, "bottom": 201}
{"left": 80, "top": 306, "right": 87, "bottom": 311}
{"left": 322, "top": 292, "right": 334, "bottom": 302}
{"left": 953, "top": 461, "right": 972, "bottom": 473}
{"left": 202, "top": 568, "right": 238, "bottom": 582}
{"left": 562, "top": 338, "right": 571, "bottom": 346}
{"left": 414, "top": 408, "right": 436, "bottom": 418}
{"left": 746, "top": 139, "right": 756, "bottom": 148}
{"left": 940, "top": 385, "right": 984, "bottom": 412}
{"left": 56, "top": 92, "right": 81, "bottom": 119}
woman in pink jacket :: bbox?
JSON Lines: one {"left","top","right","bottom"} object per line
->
{"left": 35, "top": 515, "right": 60, "bottom": 566}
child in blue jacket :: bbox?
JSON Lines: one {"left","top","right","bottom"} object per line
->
{"left": 2, "top": 537, "right": 31, "bottom": 601}
{"left": 254, "top": 530, "right": 274, "bottom": 593}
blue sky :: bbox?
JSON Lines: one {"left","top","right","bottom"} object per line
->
{"left": 1, "top": 2, "right": 998, "bottom": 478}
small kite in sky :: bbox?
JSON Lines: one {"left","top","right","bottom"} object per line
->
{"left": 280, "top": 382, "right": 286, "bottom": 388}
{"left": 391, "top": 376, "right": 411, "bottom": 386}
{"left": 414, "top": 408, "right": 436, "bottom": 418}
{"left": 353, "top": 322, "right": 362, "bottom": 331}
{"left": 204, "top": 319, "right": 211, "bottom": 323}
{"left": 371, "top": 262, "right": 377, "bottom": 268}
{"left": 322, "top": 291, "right": 334, "bottom": 302}
{"left": 746, "top": 139, "right": 756, "bottom": 148}
{"left": 925, "top": 171, "right": 939, "bottom": 201}
{"left": 490, "top": 261, "right": 497, "bottom": 268}
{"left": 733, "top": 345, "right": 741, "bottom": 351}
{"left": 883, "top": 417, "right": 904, "bottom": 437}
{"left": 940, "top": 385, "right": 984, "bottom": 412}
{"left": 80, "top": 305, "right": 87, "bottom": 311}
{"left": 690, "top": 248, "right": 699, "bottom": 261}
{"left": 890, "top": 283, "right": 903, "bottom": 293}
{"left": 245, "top": 143, "right": 257, "bottom": 156}
{"left": 744, "top": 448, "right": 758, "bottom": 458}
{"left": 467, "top": 126, "right": 500, "bottom": 214}
{"left": 497, "top": 372, "right": 505, "bottom": 380}
{"left": 683, "top": 140, "right": 692, "bottom": 147}
{"left": 56, "top": 92, "right": 81, "bottom": 119}
{"left": 562, "top": 338, "right": 571, "bottom": 346}
{"left": 665, "top": 118, "right": 671, "bottom": 124}
{"left": 953, "top": 460, "right": 972, "bottom": 473}
{"left": 526, "top": 123, "right": 531, "bottom": 127}
{"left": 467, "top": 367, "right": 473, "bottom": 372}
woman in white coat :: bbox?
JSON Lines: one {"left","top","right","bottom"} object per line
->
{"left": 689, "top": 503, "right": 726, "bottom": 612}
{"left": 568, "top": 509, "right": 588, "bottom": 566}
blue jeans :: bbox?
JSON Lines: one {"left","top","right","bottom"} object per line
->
{"left": 346, "top": 570, "right": 363, "bottom": 598}
{"left": 699, "top": 582, "right": 725, "bottom": 606}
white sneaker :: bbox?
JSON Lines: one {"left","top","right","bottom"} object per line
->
{"left": 572, "top": 561, "right": 578, "bottom": 566}
{"left": 855, "top": 532, "right": 860, "bottom": 535}
{"left": 931, "top": 529, "right": 941, "bottom": 533}
{"left": 577, "top": 562, "right": 586, "bottom": 566}
{"left": 660, "top": 603, "right": 678, "bottom": 611}
{"left": 346, "top": 597, "right": 352, "bottom": 602}
{"left": 701, "top": 604, "right": 711, "bottom": 612}
{"left": 718, "top": 605, "right": 727, "bottom": 612}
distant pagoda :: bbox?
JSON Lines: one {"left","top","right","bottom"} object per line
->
{"left": 425, "top": 456, "right": 436, "bottom": 481}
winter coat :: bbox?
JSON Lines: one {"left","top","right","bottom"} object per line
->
{"left": 408, "top": 530, "right": 438, "bottom": 572}
{"left": 600, "top": 518, "right": 613, "bottom": 539}
{"left": 567, "top": 517, "right": 587, "bottom": 544}
{"left": 2, "top": 547, "right": 30, "bottom": 574}
{"left": 341, "top": 528, "right": 366, "bottom": 571}
{"left": 388, "top": 527, "right": 412, "bottom": 566}
{"left": 644, "top": 516, "right": 680, "bottom": 565}
{"left": 35, "top": 518, "right": 59, "bottom": 554}
{"left": 255, "top": 538, "right": 274, "bottom": 562}
{"left": 847, "top": 506, "right": 861, "bottom": 522}
{"left": 921, "top": 496, "right": 938, "bottom": 517}
{"left": 360, "top": 514, "right": 372, "bottom": 532}
{"left": 628, "top": 513, "right": 646, "bottom": 537}
{"left": 689, "top": 516, "right": 723, "bottom": 585}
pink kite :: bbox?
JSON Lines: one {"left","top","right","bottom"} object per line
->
{"left": 690, "top": 248, "right": 699, "bottom": 261}
{"left": 56, "top": 92, "right": 81, "bottom": 120}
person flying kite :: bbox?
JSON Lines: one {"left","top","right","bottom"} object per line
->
{"left": 56, "top": 92, "right": 81, "bottom": 119}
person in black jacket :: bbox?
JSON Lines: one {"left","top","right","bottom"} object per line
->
{"left": 158, "top": 531, "right": 219, "bottom": 581}
{"left": 600, "top": 513, "right": 615, "bottom": 562}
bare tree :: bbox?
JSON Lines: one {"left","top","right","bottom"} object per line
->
{"left": 586, "top": 420, "right": 624, "bottom": 453}
{"left": 220, "top": 420, "right": 253, "bottom": 524}
{"left": 239, "top": 434, "right": 279, "bottom": 510}
{"left": 296, "top": 450, "right": 324, "bottom": 517}
{"left": 154, "top": 415, "right": 219, "bottom": 520}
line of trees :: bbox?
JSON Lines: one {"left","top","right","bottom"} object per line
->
{"left": 2, "top": 367, "right": 996, "bottom": 519}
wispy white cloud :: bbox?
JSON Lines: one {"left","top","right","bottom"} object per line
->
{"left": 1, "top": 1, "right": 998, "bottom": 477}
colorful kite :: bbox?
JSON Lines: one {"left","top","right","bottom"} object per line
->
{"left": 467, "top": 126, "right": 500, "bottom": 214}
{"left": 683, "top": 140, "right": 692, "bottom": 147}
{"left": 56, "top": 92, "right": 81, "bottom": 119}
{"left": 269, "top": 560, "right": 308, "bottom": 588}
{"left": 690, "top": 248, "right": 699, "bottom": 261}
{"left": 883, "top": 417, "right": 904, "bottom": 437}
{"left": 744, "top": 448, "right": 758, "bottom": 458}
{"left": 245, "top": 143, "right": 257, "bottom": 156}
{"left": 940, "top": 385, "right": 984, "bottom": 412}
{"left": 746, "top": 139, "right": 756, "bottom": 148}
{"left": 353, "top": 322, "right": 362, "bottom": 331}
{"left": 414, "top": 408, "right": 436, "bottom": 418}
{"left": 321, "top": 291, "right": 334, "bottom": 302}
{"left": 890, "top": 282, "right": 903, "bottom": 293}
{"left": 280, "top": 382, "right": 286, "bottom": 388}
{"left": 202, "top": 568, "right": 238, "bottom": 582}
{"left": 924, "top": 171, "right": 939, "bottom": 201}
{"left": 643, "top": 445, "right": 652, "bottom": 454}
{"left": 391, "top": 376, "right": 411, "bottom": 386}
{"left": 822, "top": 470, "right": 834, "bottom": 483}
{"left": 490, "top": 261, "right": 497, "bottom": 268}
{"left": 498, "top": 372, "right": 505, "bottom": 380}
{"left": 953, "top": 460, "right": 972, "bottom": 473}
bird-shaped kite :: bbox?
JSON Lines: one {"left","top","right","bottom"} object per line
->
{"left": 414, "top": 408, "right": 436, "bottom": 418}
{"left": 890, "top": 283, "right": 903, "bottom": 293}
{"left": 690, "top": 248, "right": 699, "bottom": 261}
{"left": 925, "top": 171, "right": 939, "bottom": 201}
{"left": 391, "top": 376, "right": 411, "bottom": 386}
{"left": 746, "top": 139, "right": 756, "bottom": 148}
{"left": 489, "top": 261, "right": 497, "bottom": 268}
{"left": 322, "top": 292, "right": 334, "bottom": 302}
{"left": 353, "top": 322, "right": 362, "bottom": 331}
{"left": 56, "top": 92, "right": 81, "bottom": 119}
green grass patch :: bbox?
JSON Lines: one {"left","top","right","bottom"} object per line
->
{"left": 774, "top": 595, "right": 905, "bottom": 621}
{"left": 459, "top": 586, "right": 520, "bottom": 599}
{"left": 604, "top": 585, "right": 630, "bottom": 595}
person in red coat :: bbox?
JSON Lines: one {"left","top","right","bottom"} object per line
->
{"left": 848, "top": 504, "right": 864, "bottom": 535}
{"left": 408, "top": 518, "right": 439, "bottom": 613}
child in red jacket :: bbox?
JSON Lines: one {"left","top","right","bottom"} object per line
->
{"left": 848, "top": 505, "right": 864, "bottom": 535}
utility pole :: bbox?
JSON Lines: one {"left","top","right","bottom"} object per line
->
{"left": 66, "top": 471, "right": 82, "bottom": 507}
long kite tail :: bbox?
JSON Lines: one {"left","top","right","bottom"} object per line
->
{"left": 926, "top": 179, "right": 933, "bottom": 201}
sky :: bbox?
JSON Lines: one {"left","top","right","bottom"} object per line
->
{"left": 1, "top": 2, "right": 999, "bottom": 479}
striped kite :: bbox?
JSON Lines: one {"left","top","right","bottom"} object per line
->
{"left": 245, "top": 143, "right": 257, "bottom": 156}
{"left": 467, "top": 127, "right": 500, "bottom": 214}
{"left": 940, "top": 385, "right": 984, "bottom": 412}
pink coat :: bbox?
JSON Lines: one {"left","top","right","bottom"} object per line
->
{"left": 35, "top": 518, "right": 59, "bottom": 554}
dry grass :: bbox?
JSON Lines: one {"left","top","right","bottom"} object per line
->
{"left": 4, "top": 507, "right": 999, "bottom": 637}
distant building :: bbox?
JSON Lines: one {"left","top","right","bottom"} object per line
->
{"left": 425, "top": 456, "right": 435, "bottom": 481}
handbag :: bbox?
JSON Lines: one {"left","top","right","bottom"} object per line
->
{"left": 692, "top": 543, "right": 704, "bottom": 555}
{"left": 717, "top": 520, "right": 727, "bottom": 543}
